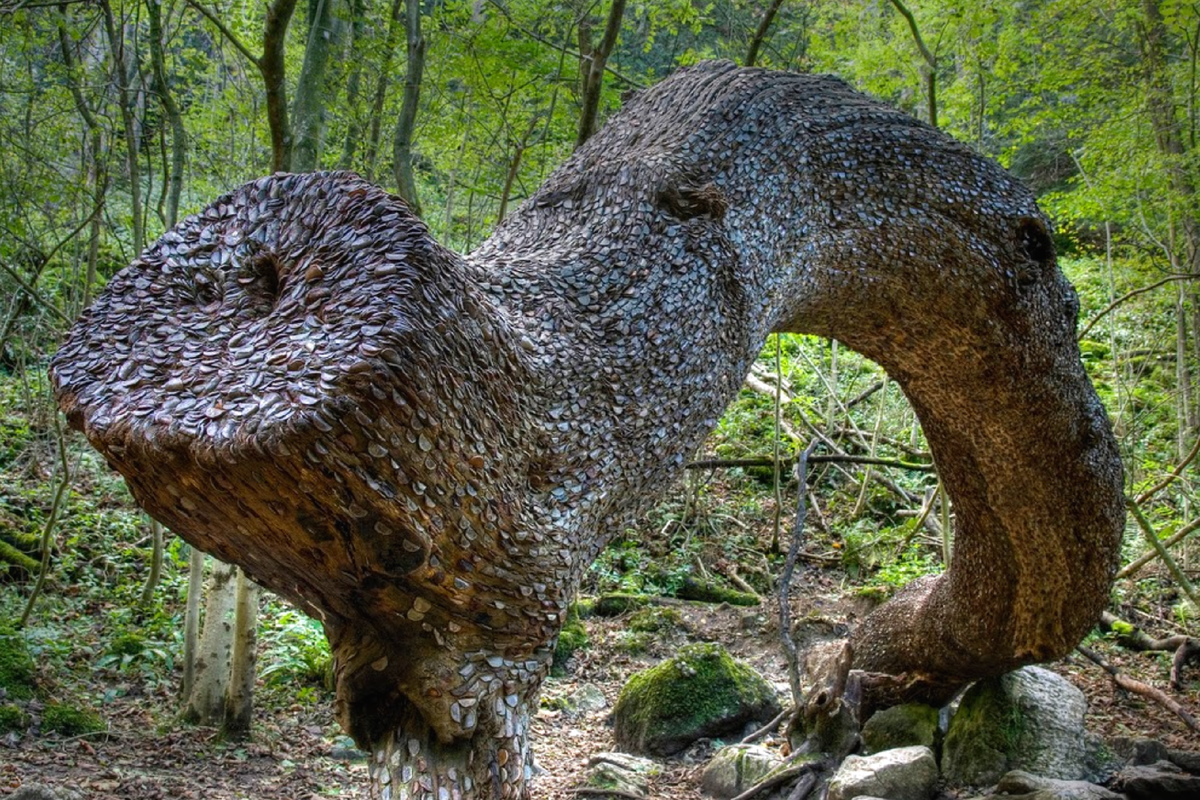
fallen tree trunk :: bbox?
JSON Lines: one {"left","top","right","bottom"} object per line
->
{"left": 52, "top": 61, "right": 1124, "bottom": 797}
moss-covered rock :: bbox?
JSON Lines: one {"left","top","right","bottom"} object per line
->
{"left": 0, "top": 627, "right": 36, "bottom": 700}
{"left": 41, "top": 702, "right": 104, "bottom": 736}
{"left": 0, "top": 702, "right": 28, "bottom": 732}
{"left": 862, "top": 703, "right": 940, "bottom": 754}
{"left": 943, "top": 666, "right": 1087, "bottom": 787}
{"left": 613, "top": 642, "right": 780, "bottom": 756}
{"left": 676, "top": 577, "right": 759, "bottom": 606}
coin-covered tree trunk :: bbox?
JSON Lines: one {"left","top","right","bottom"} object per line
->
{"left": 52, "top": 62, "right": 1124, "bottom": 799}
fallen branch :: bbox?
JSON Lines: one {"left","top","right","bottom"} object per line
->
{"left": 740, "top": 705, "right": 792, "bottom": 745}
{"left": 686, "top": 454, "right": 934, "bottom": 472}
{"left": 1116, "top": 517, "right": 1200, "bottom": 580}
{"left": 1077, "top": 645, "right": 1200, "bottom": 732}
{"left": 1126, "top": 498, "right": 1200, "bottom": 611}
{"left": 1135, "top": 435, "right": 1200, "bottom": 505}
{"left": 1099, "top": 611, "right": 1200, "bottom": 689}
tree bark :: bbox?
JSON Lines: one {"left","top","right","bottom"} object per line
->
{"left": 391, "top": 0, "right": 425, "bottom": 214}
{"left": 181, "top": 547, "right": 205, "bottom": 700}
{"left": 53, "top": 63, "right": 1125, "bottom": 797}
{"left": 222, "top": 566, "right": 260, "bottom": 739}
{"left": 181, "top": 559, "right": 237, "bottom": 725}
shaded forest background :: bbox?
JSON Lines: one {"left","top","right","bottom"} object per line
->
{"left": 2, "top": 0, "right": 1200, "bottom": 772}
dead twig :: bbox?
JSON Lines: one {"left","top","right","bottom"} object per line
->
{"left": 740, "top": 705, "right": 792, "bottom": 745}
{"left": 1077, "top": 645, "right": 1200, "bottom": 732}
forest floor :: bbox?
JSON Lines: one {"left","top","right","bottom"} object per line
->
{"left": 4, "top": 566, "right": 1199, "bottom": 799}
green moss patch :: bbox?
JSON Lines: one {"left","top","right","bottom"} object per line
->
{"left": 593, "top": 593, "right": 650, "bottom": 617}
{"left": 676, "top": 577, "right": 759, "bottom": 607}
{"left": 0, "top": 627, "right": 36, "bottom": 699}
{"left": 41, "top": 702, "right": 104, "bottom": 736}
{"left": 552, "top": 606, "right": 589, "bottom": 675}
{"left": 627, "top": 606, "right": 682, "bottom": 633}
{"left": 0, "top": 702, "right": 28, "bottom": 732}
{"left": 613, "top": 642, "right": 780, "bottom": 756}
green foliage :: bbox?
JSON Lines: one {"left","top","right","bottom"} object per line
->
{"left": 259, "top": 608, "right": 333, "bottom": 690}
{"left": 41, "top": 701, "right": 104, "bottom": 736}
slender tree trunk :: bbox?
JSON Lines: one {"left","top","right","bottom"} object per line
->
{"left": 575, "top": 0, "right": 626, "bottom": 149}
{"left": 745, "top": 0, "right": 785, "bottom": 67}
{"left": 100, "top": 0, "right": 145, "bottom": 255}
{"left": 58, "top": 13, "right": 107, "bottom": 309}
{"left": 140, "top": 518, "right": 164, "bottom": 606}
{"left": 291, "top": 0, "right": 343, "bottom": 172}
{"left": 364, "top": 0, "right": 405, "bottom": 182}
{"left": 181, "top": 548, "right": 205, "bottom": 699}
{"left": 889, "top": 0, "right": 938, "bottom": 128}
{"left": 263, "top": 0, "right": 301, "bottom": 172}
{"left": 337, "top": 0, "right": 366, "bottom": 170}
{"left": 182, "top": 559, "right": 238, "bottom": 725}
{"left": 222, "top": 567, "right": 260, "bottom": 739}
{"left": 1144, "top": 0, "right": 1200, "bottom": 442}
{"left": 147, "top": 0, "right": 186, "bottom": 228}
{"left": 392, "top": 0, "right": 426, "bottom": 214}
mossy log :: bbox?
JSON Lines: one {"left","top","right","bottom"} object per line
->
{"left": 52, "top": 61, "right": 1124, "bottom": 798}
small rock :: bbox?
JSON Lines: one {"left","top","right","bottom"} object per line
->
{"left": 826, "top": 745, "right": 938, "bottom": 800}
{"left": 1111, "top": 760, "right": 1200, "bottom": 799}
{"left": 700, "top": 744, "right": 784, "bottom": 798}
{"left": 1111, "top": 736, "right": 1170, "bottom": 766}
{"left": 329, "top": 735, "right": 368, "bottom": 762}
{"left": 565, "top": 683, "right": 608, "bottom": 715}
{"left": 861, "top": 703, "right": 939, "bottom": 754}
{"left": 583, "top": 751, "right": 659, "bottom": 799}
{"left": 994, "top": 769, "right": 1124, "bottom": 799}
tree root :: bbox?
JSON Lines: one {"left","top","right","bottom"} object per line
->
{"left": 1098, "top": 611, "right": 1200, "bottom": 689}
{"left": 729, "top": 758, "right": 826, "bottom": 800}
{"left": 1077, "top": 645, "right": 1200, "bottom": 732}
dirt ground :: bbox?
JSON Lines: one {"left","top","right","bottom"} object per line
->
{"left": 3, "top": 580, "right": 1199, "bottom": 799}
